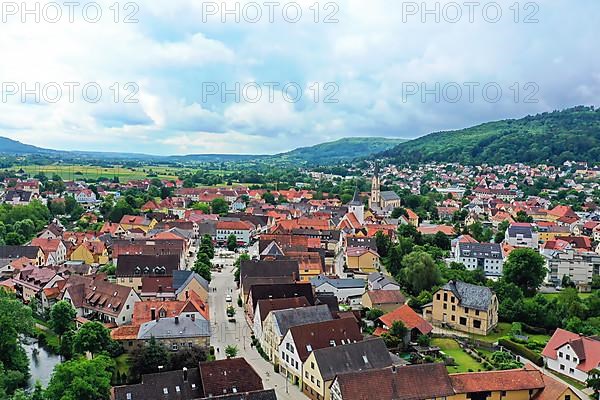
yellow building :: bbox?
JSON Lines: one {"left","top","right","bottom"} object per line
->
{"left": 537, "top": 226, "right": 571, "bottom": 242}
{"left": 303, "top": 338, "right": 391, "bottom": 400}
{"left": 70, "top": 241, "right": 109, "bottom": 265}
{"left": 345, "top": 247, "right": 380, "bottom": 274}
{"left": 329, "top": 364, "right": 581, "bottom": 400}
{"left": 118, "top": 215, "right": 157, "bottom": 233}
{"left": 424, "top": 280, "right": 498, "bottom": 336}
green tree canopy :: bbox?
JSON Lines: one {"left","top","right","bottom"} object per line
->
{"left": 502, "top": 248, "right": 546, "bottom": 296}
{"left": 45, "top": 355, "right": 114, "bottom": 400}
{"left": 73, "top": 322, "right": 113, "bottom": 358}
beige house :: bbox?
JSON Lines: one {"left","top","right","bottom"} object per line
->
{"left": 345, "top": 247, "right": 380, "bottom": 274}
{"left": 424, "top": 280, "right": 498, "bottom": 336}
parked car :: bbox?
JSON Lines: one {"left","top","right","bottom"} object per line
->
{"left": 225, "top": 295, "right": 232, "bottom": 302}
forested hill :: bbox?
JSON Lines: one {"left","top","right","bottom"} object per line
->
{"left": 379, "top": 106, "right": 600, "bottom": 165}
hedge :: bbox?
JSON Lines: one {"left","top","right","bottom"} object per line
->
{"left": 498, "top": 338, "right": 543, "bottom": 366}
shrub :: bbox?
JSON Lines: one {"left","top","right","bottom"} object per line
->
{"left": 498, "top": 338, "right": 543, "bottom": 366}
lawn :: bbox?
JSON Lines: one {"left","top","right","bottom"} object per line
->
{"left": 541, "top": 292, "right": 593, "bottom": 300}
{"left": 432, "top": 338, "right": 485, "bottom": 373}
{"left": 471, "top": 322, "right": 550, "bottom": 346}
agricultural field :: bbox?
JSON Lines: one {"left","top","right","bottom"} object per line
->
{"left": 17, "top": 164, "right": 183, "bottom": 181}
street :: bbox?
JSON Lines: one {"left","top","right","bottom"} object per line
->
{"left": 209, "top": 253, "right": 306, "bottom": 400}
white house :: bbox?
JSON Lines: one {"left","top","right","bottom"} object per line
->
{"left": 542, "top": 246, "right": 599, "bottom": 287}
{"left": 454, "top": 242, "right": 504, "bottom": 278}
{"left": 542, "top": 328, "right": 600, "bottom": 383}
{"left": 505, "top": 223, "right": 539, "bottom": 249}
{"left": 74, "top": 189, "right": 98, "bottom": 204}
{"left": 367, "top": 272, "right": 401, "bottom": 291}
{"left": 215, "top": 220, "right": 252, "bottom": 246}
{"left": 310, "top": 275, "right": 365, "bottom": 304}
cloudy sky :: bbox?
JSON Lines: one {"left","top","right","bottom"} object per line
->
{"left": 0, "top": 0, "right": 599, "bottom": 155}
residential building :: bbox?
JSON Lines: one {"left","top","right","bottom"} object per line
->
{"left": 31, "top": 238, "right": 67, "bottom": 265}
{"left": 367, "top": 272, "right": 400, "bottom": 291}
{"left": 361, "top": 290, "right": 406, "bottom": 313}
{"left": 345, "top": 247, "right": 380, "bottom": 274}
{"left": 424, "top": 280, "right": 498, "bottom": 336}
{"left": 199, "top": 358, "right": 264, "bottom": 398}
{"left": 302, "top": 338, "right": 392, "bottom": 400}
{"left": 376, "top": 304, "right": 433, "bottom": 341}
{"left": 330, "top": 363, "right": 454, "bottom": 400}
{"left": 246, "top": 283, "right": 315, "bottom": 322}
{"left": 13, "top": 265, "right": 63, "bottom": 304}
{"left": 454, "top": 242, "right": 504, "bottom": 278}
{"left": 261, "top": 304, "right": 333, "bottom": 364}
{"left": 239, "top": 259, "right": 299, "bottom": 300}
{"left": 310, "top": 275, "right": 365, "bottom": 304}
{"left": 216, "top": 220, "right": 253, "bottom": 246}
{"left": 278, "top": 318, "right": 363, "bottom": 385}
{"left": 116, "top": 254, "right": 181, "bottom": 292}
{"left": 136, "top": 316, "right": 211, "bottom": 351}
{"left": 111, "top": 367, "right": 203, "bottom": 400}
{"left": 505, "top": 223, "right": 539, "bottom": 249}
{"left": 252, "top": 297, "right": 311, "bottom": 343}
{"left": 542, "top": 245, "right": 599, "bottom": 288}
{"left": 542, "top": 328, "right": 600, "bottom": 383}
{"left": 62, "top": 274, "right": 140, "bottom": 325}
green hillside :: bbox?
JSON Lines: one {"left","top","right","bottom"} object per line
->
{"left": 380, "top": 106, "right": 600, "bottom": 165}
{"left": 278, "top": 137, "right": 407, "bottom": 163}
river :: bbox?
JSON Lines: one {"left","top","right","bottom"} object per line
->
{"left": 22, "top": 337, "right": 61, "bottom": 387}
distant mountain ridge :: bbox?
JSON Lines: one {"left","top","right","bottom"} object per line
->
{"left": 379, "top": 106, "right": 600, "bottom": 165}
{"left": 0, "top": 136, "right": 405, "bottom": 165}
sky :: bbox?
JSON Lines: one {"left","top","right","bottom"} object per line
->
{"left": 0, "top": 0, "right": 599, "bottom": 155}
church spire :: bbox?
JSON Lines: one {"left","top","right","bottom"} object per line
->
{"left": 349, "top": 186, "right": 362, "bottom": 205}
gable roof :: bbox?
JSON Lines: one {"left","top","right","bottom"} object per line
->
{"left": 378, "top": 305, "right": 432, "bottom": 335}
{"left": 541, "top": 328, "right": 600, "bottom": 372}
{"left": 311, "top": 275, "right": 365, "bottom": 290}
{"left": 271, "top": 304, "right": 333, "bottom": 336}
{"left": 441, "top": 280, "right": 495, "bottom": 311}
{"left": 333, "top": 363, "right": 454, "bottom": 400}
{"left": 256, "top": 296, "right": 311, "bottom": 323}
{"left": 312, "top": 338, "right": 392, "bottom": 381}
{"left": 249, "top": 283, "right": 314, "bottom": 309}
{"left": 137, "top": 316, "right": 210, "bottom": 339}
{"left": 112, "top": 368, "right": 202, "bottom": 400}
{"left": 365, "top": 290, "right": 406, "bottom": 305}
{"left": 116, "top": 254, "right": 180, "bottom": 277}
{"left": 199, "top": 358, "right": 263, "bottom": 397}
{"left": 289, "top": 318, "right": 363, "bottom": 362}
{"left": 449, "top": 369, "right": 545, "bottom": 393}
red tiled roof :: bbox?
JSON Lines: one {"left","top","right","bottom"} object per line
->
{"left": 450, "top": 369, "right": 545, "bottom": 393}
{"left": 378, "top": 304, "right": 432, "bottom": 335}
{"left": 542, "top": 328, "right": 600, "bottom": 372}
{"left": 216, "top": 220, "right": 253, "bottom": 230}
{"left": 366, "top": 290, "right": 406, "bottom": 305}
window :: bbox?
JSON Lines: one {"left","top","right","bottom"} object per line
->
{"left": 501, "top": 391, "right": 507, "bottom": 398}
{"left": 565, "top": 395, "right": 571, "bottom": 400}
{"left": 172, "top": 343, "right": 178, "bottom": 351}
{"left": 559, "top": 352, "right": 564, "bottom": 358}
{"left": 436, "top": 293, "right": 440, "bottom": 300}
{"left": 569, "top": 368, "right": 574, "bottom": 374}
{"left": 473, "top": 320, "right": 481, "bottom": 329}
{"left": 451, "top": 315, "right": 455, "bottom": 321}
{"left": 475, "top": 310, "right": 479, "bottom": 316}
{"left": 311, "top": 375, "right": 314, "bottom": 383}
{"left": 311, "top": 362, "right": 315, "bottom": 369}
{"left": 305, "top": 371, "right": 309, "bottom": 379}
{"left": 560, "top": 364, "right": 565, "bottom": 371}
{"left": 317, "top": 380, "right": 321, "bottom": 388}
{"left": 452, "top": 305, "right": 456, "bottom": 311}
{"left": 443, "top": 304, "right": 447, "bottom": 310}
{"left": 443, "top": 293, "right": 447, "bottom": 301}
{"left": 566, "top": 354, "right": 570, "bottom": 361}
{"left": 460, "top": 317, "right": 467, "bottom": 326}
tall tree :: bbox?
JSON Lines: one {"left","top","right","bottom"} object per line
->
{"left": 132, "top": 337, "right": 169, "bottom": 376}
{"left": 199, "top": 234, "right": 215, "bottom": 259}
{"left": 227, "top": 234, "right": 238, "bottom": 251}
{"left": 45, "top": 355, "right": 114, "bottom": 400}
{"left": 0, "top": 289, "right": 34, "bottom": 394}
{"left": 210, "top": 198, "right": 229, "bottom": 215}
{"left": 73, "top": 322, "right": 113, "bottom": 358}
{"left": 400, "top": 251, "right": 441, "bottom": 295}
{"left": 49, "top": 300, "right": 76, "bottom": 341}
{"left": 502, "top": 248, "right": 546, "bottom": 296}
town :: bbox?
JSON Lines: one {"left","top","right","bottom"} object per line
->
{"left": 0, "top": 156, "right": 599, "bottom": 400}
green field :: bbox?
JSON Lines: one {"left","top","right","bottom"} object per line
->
{"left": 432, "top": 338, "right": 485, "bottom": 373}
{"left": 541, "top": 292, "right": 594, "bottom": 300}
{"left": 18, "top": 164, "right": 184, "bottom": 181}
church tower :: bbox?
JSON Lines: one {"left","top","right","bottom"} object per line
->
{"left": 369, "top": 163, "right": 381, "bottom": 209}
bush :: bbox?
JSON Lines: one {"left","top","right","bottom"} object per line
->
{"left": 498, "top": 338, "right": 543, "bottom": 366}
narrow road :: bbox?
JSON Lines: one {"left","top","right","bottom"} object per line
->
{"left": 209, "top": 256, "right": 306, "bottom": 400}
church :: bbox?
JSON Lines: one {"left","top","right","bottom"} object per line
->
{"left": 369, "top": 164, "right": 402, "bottom": 212}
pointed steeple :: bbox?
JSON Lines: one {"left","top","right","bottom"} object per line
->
{"left": 349, "top": 186, "right": 362, "bottom": 206}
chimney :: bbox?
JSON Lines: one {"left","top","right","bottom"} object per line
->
{"left": 183, "top": 367, "right": 188, "bottom": 382}
{"left": 174, "top": 316, "right": 179, "bottom": 324}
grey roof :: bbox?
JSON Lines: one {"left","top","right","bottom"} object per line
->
{"left": 312, "top": 338, "right": 392, "bottom": 381}
{"left": 311, "top": 275, "right": 365, "bottom": 290}
{"left": 346, "top": 237, "right": 377, "bottom": 251}
{"left": 442, "top": 280, "right": 494, "bottom": 311}
{"left": 174, "top": 271, "right": 210, "bottom": 295}
{"left": 113, "top": 368, "right": 202, "bottom": 400}
{"left": 272, "top": 304, "right": 332, "bottom": 336}
{"left": 260, "top": 241, "right": 285, "bottom": 257}
{"left": 457, "top": 242, "right": 503, "bottom": 259}
{"left": 0, "top": 245, "right": 40, "bottom": 259}
{"left": 367, "top": 272, "right": 400, "bottom": 289}
{"left": 507, "top": 224, "right": 533, "bottom": 238}
{"left": 138, "top": 317, "right": 211, "bottom": 339}
{"left": 173, "top": 270, "right": 193, "bottom": 288}
{"left": 380, "top": 191, "right": 401, "bottom": 201}
{"left": 348, "top": 187, "right": 362, "bottom": 206}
